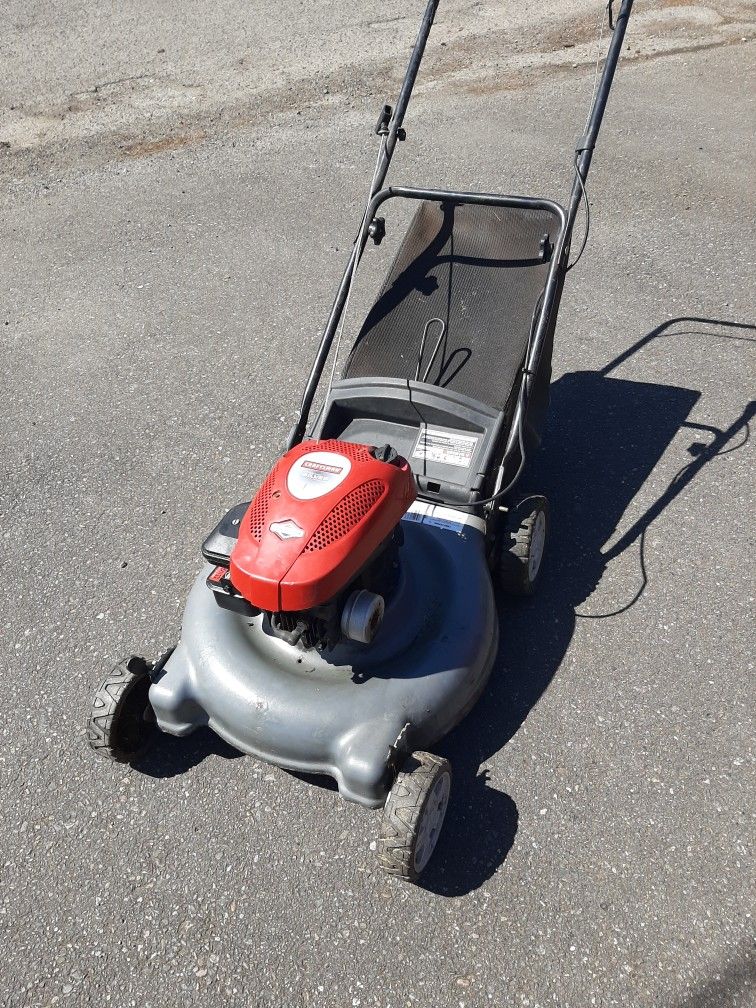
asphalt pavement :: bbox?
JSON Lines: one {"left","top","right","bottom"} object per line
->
{"left": 1, "top": 2, "right": 754, "bottom": 1006}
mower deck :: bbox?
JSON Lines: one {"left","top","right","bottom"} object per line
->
{"left": 149, "top": 505, "right": 498, "bottom": 807}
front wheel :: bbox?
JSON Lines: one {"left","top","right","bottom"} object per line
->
{"left": 87, "top": 656, "right": 156, "bottom": 763}
{"left": 377, "top": 751, "right": 451, "bottom": 883}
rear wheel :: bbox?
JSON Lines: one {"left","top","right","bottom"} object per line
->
{"left": 87, "top": 656, "right": 156, "bottom": 763}
{"left": 377, "top": 751, "right": 451, "bottom": 883}
{"left": 498, "top": 495, "right": 549, "bottom": 595}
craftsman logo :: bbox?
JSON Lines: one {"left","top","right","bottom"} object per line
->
{"left": 270, "top": 519, "right": 305, "bottom": 540}
{"left": 301, "top": 460, "right": 344, "bottom": 475}
{"left": 287, "top": 451, "right": 352, "bottom": 501}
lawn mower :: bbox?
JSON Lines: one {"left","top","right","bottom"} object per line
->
{"left": 88, "top": 0, "right": 635, "bottom": 882}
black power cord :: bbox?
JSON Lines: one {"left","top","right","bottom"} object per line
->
{"left": 566, "top": 152, "right": 591, "bottom": 273}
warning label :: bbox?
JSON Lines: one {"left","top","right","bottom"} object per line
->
{"left": 412, "top": 428, "right": 479, "bottom": 468}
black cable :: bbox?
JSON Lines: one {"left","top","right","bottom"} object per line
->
{"left": 566, "top": 153, "right": 591, "bottom": 272}
{"left": 469, "top": 465, "right": 525, "bottom": 509}
{"left": 468, "top": 285, "right": 551, "bottom": 510}
{"left": 468, "top": 386, "right": 528, "bottom": 509}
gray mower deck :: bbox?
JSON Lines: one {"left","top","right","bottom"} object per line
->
{"left": 150, "top": 508, "right": 498, "bottom": 807}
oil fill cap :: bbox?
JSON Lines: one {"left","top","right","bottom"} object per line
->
{"left": 370, "top": 444, "right": 400, "bottom": 465}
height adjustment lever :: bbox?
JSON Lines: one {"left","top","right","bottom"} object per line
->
{"left": 374, "top": 104, "right": 406, "bottom": 141}
{"left": 375, "top": 104, "right": 392, "bottom": 135}
{"left": 368, "top": 217, "right": 386, "bottom": 245}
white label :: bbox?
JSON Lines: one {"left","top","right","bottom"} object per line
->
{"left": 269, "top": 519, "right": 305, "bottom": 540}
{"left": 286, "top": 451, "right": 351, "bottom": 500}
{"left": 403, "top": 510, "right": 464, "bottom": 532}
{"left": 412, "top": 428, "right": 479, "bottom": 468}
{"left": 403, "top": 501, "right": 486, "bottom": 535}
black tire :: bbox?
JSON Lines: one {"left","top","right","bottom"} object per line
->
{"left": 498, "top": 495, "right": 549, "bottom": 596}
{"left": 87, "top": 655, "right": 156, "bottom": 763}
{"left": 377, "top": 751, "right": 451, "bottom": 883}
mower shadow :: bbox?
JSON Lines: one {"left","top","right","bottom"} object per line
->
{"left": 422, "top": 316, "right": 755, "bottom": 896}
{"left": 137, "top": 726, "right": 243, "bottom": 779}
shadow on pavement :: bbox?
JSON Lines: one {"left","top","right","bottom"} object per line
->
{"left": 424, "top": 316, "right": 754, "bottom": 895}
{"left": 671, "top": 939, "right": 755, "bottom": 1008}
{"left": 137, "top": 725, "right": 243, "bottom": 778}
{"left": 420, "top": 770, "right": 518, "bottom": 897}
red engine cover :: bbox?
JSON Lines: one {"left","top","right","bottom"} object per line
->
{"left": 229, "top": 439, "right": 416, "bottom": 612}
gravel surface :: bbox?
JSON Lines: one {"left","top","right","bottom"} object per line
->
{"left": 1, "top": 2, "right": 754, "bottom": 1007}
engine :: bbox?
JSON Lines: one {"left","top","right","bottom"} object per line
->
{"left": 206, "top": 439, "right": 416, "bottom": 651}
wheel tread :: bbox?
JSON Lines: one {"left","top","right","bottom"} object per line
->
{"left": 86, "top": 656, "right": 154, "bottom": 763}
{"left": 377, "top": 751, "right": 451, "bottom": 882}
{"left": 498, "top": 495, "right": 549, "bottom": 596}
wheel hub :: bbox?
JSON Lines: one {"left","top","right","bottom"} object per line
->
{"left": 529, "top": 509, "right": 547, "bottom": 580}
{"left": 414, "top": 770, "right": 451, "bottom": 873}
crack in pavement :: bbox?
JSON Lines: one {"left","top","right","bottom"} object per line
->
{"left": 1, "top": 2, "right": 754, "bottom": 182}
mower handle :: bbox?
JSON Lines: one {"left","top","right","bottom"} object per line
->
{"left": 290, "top": 0, "right": 636, "bottom": 450}
{"left": 289, "top": 0, "right": 442, "bottom": 447}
